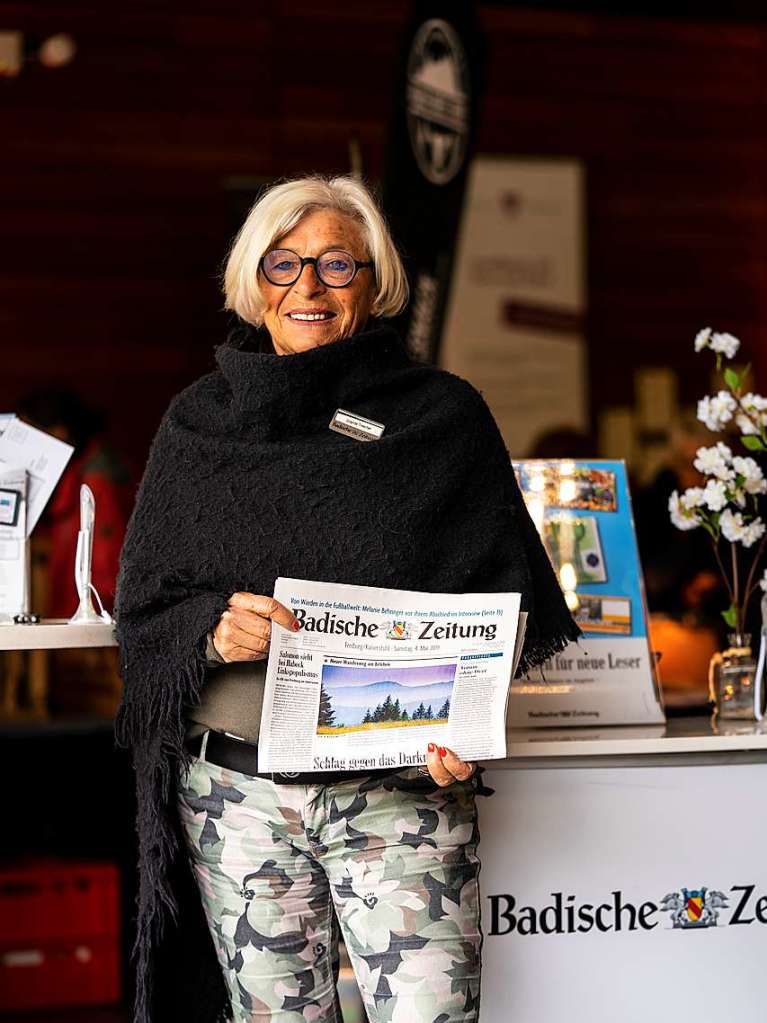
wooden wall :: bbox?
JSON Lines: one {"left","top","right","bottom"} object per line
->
{"left": 1, "top": 2, "right": 765, "bottom": 475}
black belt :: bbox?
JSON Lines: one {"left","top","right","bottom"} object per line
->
{"left": 184, "top": 729, "right": 400, "bottom": 786}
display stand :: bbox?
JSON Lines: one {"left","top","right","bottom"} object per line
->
{"left": 0, "top": 619, "right": 116, "bottom": 651}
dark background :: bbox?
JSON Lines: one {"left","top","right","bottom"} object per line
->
{"left": 2, "top": 0, "right": 766, "bottom": 478}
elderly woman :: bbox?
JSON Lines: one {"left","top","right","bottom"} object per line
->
{"left": 115, "top": 175, "right": 577, "bottom": 1023}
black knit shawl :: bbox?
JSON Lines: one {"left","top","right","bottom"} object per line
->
{"left": 114, "top": 320, "right": 579, "bottom": 1023}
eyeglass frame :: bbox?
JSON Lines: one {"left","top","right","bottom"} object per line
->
{"left": 258, "top": 247, "right": 375, "bottom": 289}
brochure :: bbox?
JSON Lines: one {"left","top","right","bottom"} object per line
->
{"left": 258, "top": 578, "right": 523, "bottom": 773}
{"left": 0, "top": 468, "right": 28, "bottom": 620}
{"left": 509, "top": 459, "right": 665, "bottom": 726}
{"left": 0, "top": 415, "right": 73, "bottom": 535}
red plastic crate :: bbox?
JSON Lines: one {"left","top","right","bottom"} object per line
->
{"left": 0, "top": 934, "right": 120, "bottom": 1011}
{"left": 0, "top": 858, "right": 121, "bottom": 1011}
{"left": 0, "top": 858, "right": 119, "bottom": 944}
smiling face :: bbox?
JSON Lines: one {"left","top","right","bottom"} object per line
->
{"left": 260, "top": 208, "right": 376, "bottom": 356}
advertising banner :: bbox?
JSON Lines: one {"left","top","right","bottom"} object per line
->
{"left": 440, "top": 156, "right": 586, "bottom": 456}
{"left": 509, "top": 458, "right": 664, "bottom": 726}
{"left": 479, "top": 763, "right": 767, "bottom": 1022}
{"left": 382, "top": 3, "right": 484, "bottom": 363}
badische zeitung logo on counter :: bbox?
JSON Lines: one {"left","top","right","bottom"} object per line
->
{"left": 488, "top": 884, "right": 767, "bottom": 936}
{"left": 406, "top": 18, "right": 470, "bottom": 186}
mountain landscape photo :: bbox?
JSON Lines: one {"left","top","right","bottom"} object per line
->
{"left": 318, "top": 662, "right": 456, "bottom": 732}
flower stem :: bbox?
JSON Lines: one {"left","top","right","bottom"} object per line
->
{"left": 742, "top": 532, "right": 767, "bottom": 608}
{"left": 711, "top": 538, "right": 735, "bottom": 605}
{"left": 731, "top": 542, "right": 741, "bottom": 634}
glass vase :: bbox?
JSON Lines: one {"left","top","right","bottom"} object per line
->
{"left": 710, "top": 633, "right": 759, "bottom": 720}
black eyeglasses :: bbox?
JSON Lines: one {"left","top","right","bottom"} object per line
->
{"left": 260, "top": 248, "right": 374, "bottom": 288}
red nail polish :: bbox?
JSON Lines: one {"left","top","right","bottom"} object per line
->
{"left": 438, "top": 747, "right": 447, "bottom": 757}
{"left": 428, "top": 742, "right": 436, "bottom": 752}
{"left": 292, "top": 621, "right": 301, "bottom": 631}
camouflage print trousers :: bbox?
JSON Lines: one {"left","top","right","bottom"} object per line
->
{"left": 176, "top": 748, "right": 482, "bottom": 1023}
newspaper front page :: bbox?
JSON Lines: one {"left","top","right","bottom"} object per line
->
{"left": 257, "top": 578, "right": 522, "bottom": 773}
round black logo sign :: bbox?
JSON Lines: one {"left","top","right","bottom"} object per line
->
{"left": 406, "top": 18, "right": 470, "bottom": 186}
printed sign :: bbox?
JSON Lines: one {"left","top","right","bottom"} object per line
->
{"left": 478, "top": 762, "right": 767, "bottom": 1022}
{"left": 509, "top": 458, "right": 664, "bottom": 726}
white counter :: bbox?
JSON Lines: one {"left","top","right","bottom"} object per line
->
{"left": 486, "top": 714, "right": 767, "bottom": 768}
{"left": 479, "top": 715, "right": 767, "bottom": 1023}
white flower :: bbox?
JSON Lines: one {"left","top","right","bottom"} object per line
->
{"left": 710, "top": 332, "right": 740, "bottom": 359}
{"left": 669, "top": 491, "right": 700, "bottom": 531}
{"left": 702, "top": 479, "right": 728, "bottom": 511}
{"left": 736, "top": 412, "right": 760, "bottom": 436}
{"left": 742, "top": 518, "right": 766, "bottom": 548}
{"left": 694, "top": 327, "right": 712, "bottom": 352}
{"left": 736, "top": 393, "right": 767, "bottom": 437}
{"left": 680, "top": 487, "right": 706, "bottom": 510}
{"left": 732, "top": 455, "right": 767, "bottom": 494}
{"left": 697, "top": 391, "right": 737, "bottom": 431}
{"left": 693, "top": 443, "right": 734, "bottom": 482}
{"left": 720, "top": 508, "right": 746, "bottom": 543}
{"left": 732, "top": 487, "right": 747, "bottom": 508}
{"left": 760, "top": 569, "right": 767, "bottom": 592}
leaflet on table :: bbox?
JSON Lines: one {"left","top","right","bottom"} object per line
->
{"left": 509, "top": 459, "right": 665, "bottom": 726}
{"left": 0, "top": 468, "right": 28, "bottom": 620}
{"left": 0, "top": 415, "right": 74, "bottom": 535}
{"left": 258, "top": 578, "right": 522, "bottom": 773}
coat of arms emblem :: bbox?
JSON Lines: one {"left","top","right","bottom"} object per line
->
{"left": 660, "top": 887, "right": 729, "bottom": 929}
{"left": 386, "top": 621, "right": 411, "bottom": 640}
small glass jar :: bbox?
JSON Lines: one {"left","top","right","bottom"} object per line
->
{"left": 711, "top": 633, "right": 758, "bottom": 720}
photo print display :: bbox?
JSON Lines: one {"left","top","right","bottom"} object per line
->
{"left": 515, "top": 462, "right": 617, "bottom": 514}
{"left": 574, "top": 594, "right": 631, "bottom": 635}
{"left": 543, "top": 514, "right": 607, "bottom": 585}
{"left": 317, "top": 661, "right": 457, "bottom": 735}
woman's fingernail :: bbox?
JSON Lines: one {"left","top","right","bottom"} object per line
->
{"left": 428, "top": 742, "right": 436, "bottom": 752}
{"left": 438, "top": 747, "right": 447, "bottom": 757}
{"left": 292, "top": 621, "right": 301, "bottom": 631}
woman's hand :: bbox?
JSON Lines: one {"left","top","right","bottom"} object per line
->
{"left": 212, "top": 592, "right": 300, "bottom": 663}
{"left": 424, "top": 743, "right": 476, "bottom": 787}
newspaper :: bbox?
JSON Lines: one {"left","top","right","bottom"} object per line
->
{"left": 257, "top": 578, "right": 525, "bottom": 773}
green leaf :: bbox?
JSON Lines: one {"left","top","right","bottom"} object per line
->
{"left": 724, "top": 367, "right": 740, "bottom": 391}
{"left": 721, "top": 604, "right": 738, "bottom": 628}
{"left": 742, "top": 436, "right": 766, "bottom": 451}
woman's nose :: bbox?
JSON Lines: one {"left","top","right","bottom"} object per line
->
{"left": 292, "top": 263, "right": 326, "bottom": 298}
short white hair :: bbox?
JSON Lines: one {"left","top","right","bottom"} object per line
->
{"left": 223, "top": 175, "right": 409, "bottom": 325}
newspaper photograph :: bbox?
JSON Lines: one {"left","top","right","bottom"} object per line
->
{"left": 257, "top": 578, "right": 523, "bottom": 773}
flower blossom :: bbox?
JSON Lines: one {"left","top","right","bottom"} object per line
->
{"left": 732, "top": 456, "right": 767, "bottom": 495}
{"left": 702, "top": 479, "right": 728, "bottom": 511}
{"left": 680, "top": 487, "right": 705, "bottom": 510}
{"left": 736, "top": 393, "right": 767, "bottom": 436}
{"left": 742, "top": 518, "right": 766, "bottom": 548}
{"left": 694, "top": 328, "right": 712, "bottom": 352}
{"left": 760, "top": 568, "right": 767, "bottom": 592}
{"left": 720, "top": 508, "right": 746, "bottom": 544}
{"left": 669, "top": 491, "right": 700, "bottom": 531}
{"left": 697, "top": 391, "right": 737, "bottom": 432}
{"left": 719, "top": 509, "right": 765, "bottom": 547}
{"left": 693, "top": 443, "right": 734, "bottom": 482}
{"left": 709, "top": 332, "right": 740, "bottom": 359}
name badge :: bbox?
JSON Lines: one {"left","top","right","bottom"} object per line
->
{"left": 329, "top": 408, "right": 385, "bottom": 442}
